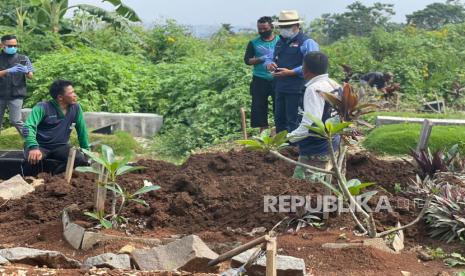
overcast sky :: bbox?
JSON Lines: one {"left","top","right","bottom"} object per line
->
{"left": 69, "top": 0, "right": 441, "bottom": 27}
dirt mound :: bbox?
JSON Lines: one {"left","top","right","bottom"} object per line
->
{"left": 0, "top": 149, "right": 420, "bottom": 238}
{"left": 347, "top": 152, "right": 415, "bottom": 193}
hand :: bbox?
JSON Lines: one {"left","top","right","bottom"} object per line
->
{"left": 266, "top": 62, "right": 278, "bottom": 72}
{"left": 6, "top": 64, "right": 28, "bottom": 74}
{"left": 272, "top": 68, "right": 295, "bottom": 77}
{"left": 28, "top": 149, "right": 43, "bottom": 165}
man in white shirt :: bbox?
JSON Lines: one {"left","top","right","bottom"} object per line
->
{"left": 288, "top": 52, "right": 341, "bottom": 180}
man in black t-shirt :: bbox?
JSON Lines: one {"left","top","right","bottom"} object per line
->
{"left": 360, "top": 72, "right": 393, "bottom": 93}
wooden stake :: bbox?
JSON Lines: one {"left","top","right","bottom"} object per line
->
{"left": 94, "top": 164, "right": 107, "bottom": 213}
{"left": 65, "top": 147, "right": 77, "bottom": 184}
{"left": 240, "top": 107, "right": 248, "bottom": 139}
{"left": 265, "top": 237, "right": 277, "bottom": 276}
{"left": 323, "top": 160, "right": 334, "bottom": 220}
{"left": 416, "top": 119, "right": 433, "bottom": 153}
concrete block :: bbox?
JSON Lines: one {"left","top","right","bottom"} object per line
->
{"left": 22, "top": 109, "right": 163, "bottom": 138}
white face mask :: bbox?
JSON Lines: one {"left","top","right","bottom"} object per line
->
{"left": 280, "top": 28, "right": 295, "bottom": 38}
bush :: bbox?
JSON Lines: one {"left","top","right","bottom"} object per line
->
{"left": 26, "top": 47, "right": 159, "bottom": 113}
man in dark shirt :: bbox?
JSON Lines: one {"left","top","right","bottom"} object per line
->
{"left": 22, "top": 80, "right": 89, "bottom": 173}
{"left": 360, "top": 72, "right": 393, "bottom": 93}
{"left": 0, "top": 34, "right": 34, "bottom": 134}
{"left": 243, "top": 16, "right": 280, "bottom": 132}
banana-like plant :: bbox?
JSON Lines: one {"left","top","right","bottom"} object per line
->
{"left": 76, "top": 144, "right": 158, "bottom": 228}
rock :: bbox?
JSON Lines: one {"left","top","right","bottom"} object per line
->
{"left": 417, "top": 251, "right": 433, "bottom": 262}
{"left": 82, "top": 253, "right": 131, "bottom": 269}
{"left": 62, "top": 210, "right": 85, "bottom": 250}
{"left": 118, "top": 244, "right": 136, "bottom": 254}
{"left": 131, "top": 235, "right": 218, "bottom": 273}
{"left": 391, "top": 222, "right": 404, "bottom": 253}
{"left": 81, "top": 232, "right": 109, "bottom": 250}
{"left": 248, "top": 227, "right": 267, "bottom": 236}
{"left": 0, "top": 175, "right": 34, "bottom": 200}
{"left": 322, "top": 238, "right": 396, "bottom": 254}
{"left": 0, "top": 255, "right": 9, "bottom": 266}
{"left": 0, "top": 247, "right": 81, "bottom": 268}
{"left": 401, "top": 271, "right": 411, "bottom": 276}
{"left": 363, "top": 238, "right": 396, "bottom": 254}
{"left": 322, "top": 242, "right": 363, "bottom": 250}
{"left": 231, "top": 248, "right": 306, "bottom": 276}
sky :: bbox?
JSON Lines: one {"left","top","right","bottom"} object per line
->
{"left": 69, "top": 0, "right": 441, "bottom": 27}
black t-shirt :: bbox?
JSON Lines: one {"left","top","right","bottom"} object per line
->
{"left": 361, "top": 72, "right": 386, "bottom": 89}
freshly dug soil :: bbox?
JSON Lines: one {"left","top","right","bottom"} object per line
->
{"left": 0, "top": 149, "right": 458, "bottom": 275}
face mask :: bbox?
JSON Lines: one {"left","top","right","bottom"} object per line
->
{"left": 4, "top": 47, "right": 17, "bottom": 55}
{"left": 259, "top": 30, "right": 273, "bottom": 39}
{"left": 280, "top": 28, "right": 295, "bottom": 39}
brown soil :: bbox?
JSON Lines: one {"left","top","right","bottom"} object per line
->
{"left": 0, "top": 149, "right": 460, "bottom": 275}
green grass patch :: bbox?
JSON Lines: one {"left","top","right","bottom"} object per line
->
{"left": 0, "top": 128, "right": 141, "bottom": 156}
{"left": 363, "top": 123, "right": 465, "bottom": 155}
{"left": 362, "top": 111, "right": 465, "bottom": 125}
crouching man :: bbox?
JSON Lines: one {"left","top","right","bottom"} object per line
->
{"left": 22, "top": 79, "right": 89, "bottom": 174}
{"left": 288, "top": 52, "right": 341, "bottom": 180}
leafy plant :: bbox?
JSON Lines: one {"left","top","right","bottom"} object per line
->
{"left": 445, "top": 253, "right": 465, "bottom": 267}
{"left": 426, "top": 247, "right": 446, "bottom": 259}
{"left": 84, "top": 210, "right": 112, "bottom": 229}
{"left": 288, "top": 212, "right": 324, "bottom": 232}
{"left": 76, "top": 144, "right": 157, "bottom": 228}
{"left": 319, "top": 83, "right": 378, "bottom": 122}
{"left": 237, "top": 129, "right": 288, "bottom": 151}
{"left": 409, "top": 148, "right": 449, "bottom": 179}
{"left": 425, "top": 191, "right": 465, "bottom": 243}
{"left": 394, "top": 183, "right": 403, "bottom": 194}
{"left": 105, "top": 182, "right": 160, "bottom": 221}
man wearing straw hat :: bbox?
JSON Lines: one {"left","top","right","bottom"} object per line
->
{"left": 265, "top": 10, "right": 319, "bottom": 134}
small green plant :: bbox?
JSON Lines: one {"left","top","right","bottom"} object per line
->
{"left": 83, "top": 210, "right": 112, "bottom": 229}
{"left": 445, "top": 253, "right": 465, "bottom": 267}
{"left": 394, "top": 183, "right": 403, "bottom": 194}
{"left": 288, "top": 212, "right": 324, "bottom": 232}
{"left": 427, "top": 247, "right": 446, "bottom": 259}
{"left": 76, "top": 144, "right": 159, "bottom": 228}
{"left": 105, "top": 182, "right": 160, "bottom": 222}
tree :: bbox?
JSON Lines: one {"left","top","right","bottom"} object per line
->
{"left": 310, "top": 1, "right": 395, "bottom": 43}
{"left": 0, "top": 0, "right": 141, "bottom": 33}
{"left": 406, "top": 0, "right": 465, "bottom": 30}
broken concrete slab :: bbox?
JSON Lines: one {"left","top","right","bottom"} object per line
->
{"left": 322, "top": 238, "right": 396, "bottom": 254}
{"left": 0, "top": 175, "right": 34, "bottom": 200}
{"left": 392, "top": 222, "right": 405, "bottom": 253}
{"left": 131, "top": 235, "right": 218, "bottom": 273}
{"left": 231, "top": 248, "right": 306, "bottom": 276}
{"left": 0, "top": 247, "right": 81, "bottom": 268}
{"left": 0, "top": 255, "right": 9, "bottom": 266}
{"left": 62, "top": 210, "right": 85, "bottom": 250}
{"left": 80, "top": 231, "right": 162, "bottom": 250}
{"left": 82, "top": 253, "right": 131, "bottom": 269}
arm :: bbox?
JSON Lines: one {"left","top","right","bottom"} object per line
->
{"left": 292, "top": 39, "right": 320, "bottom": 76}
{"left": 75, "top": 105, "right": 90, "bottom": 150}
{"left": 244, "top": 41, "right": 263, "bottom": 66}
{"left": 23, "top": 105, "right": 45, "bottom": 149}
{"left": 25, "top": 56, "right": 34, "bottom": 79}
{"left": 288, "top": 86, "right": 326, "bottom": 142}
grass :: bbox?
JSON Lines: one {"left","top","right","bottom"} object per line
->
{"left": 0, "top": 128, "right": 141, "bottom": 156}
{"left": 363, "top": 123, "right": 465, "bottom": 155}
{"left": 362, "top": 111, "right": 465, "bottom": 125}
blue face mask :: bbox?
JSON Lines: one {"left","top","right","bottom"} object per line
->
{"left": 4, "top": 47, "right": 17, "bottom": 55}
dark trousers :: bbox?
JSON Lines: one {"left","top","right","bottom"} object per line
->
{"left": 274, "top": 92, "right": 303, "bottom": 133}
{"left": 250, "top": 76, "right": 274, "bottom": 128}
{"left": 24, "top": 144, "right": 88, "bottom": 175}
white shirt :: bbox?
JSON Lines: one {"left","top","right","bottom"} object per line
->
{"left": 288, "top": 74, "right": 341, "bottom": 143}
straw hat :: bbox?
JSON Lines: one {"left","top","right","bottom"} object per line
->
{"left": 274, "top": 10, "right": 304, "bottom": 26}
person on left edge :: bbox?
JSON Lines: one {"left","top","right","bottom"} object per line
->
{"left": 22, "top": 80, "right": 89, "bottom": 174}
{"left": 243, "top": 16, "right": 280, "bottom": 132}
{"left": 0, "top": 34, "right": 34, "bottom": 134}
